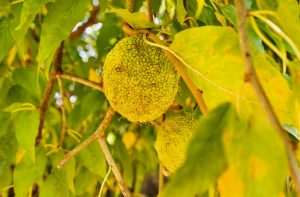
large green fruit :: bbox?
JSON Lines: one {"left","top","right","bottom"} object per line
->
{"left": 103, "top": 34, "right": 179, "bottom": 122}
{"left": 155, "top": 109, "right": 199, "bottom": 173}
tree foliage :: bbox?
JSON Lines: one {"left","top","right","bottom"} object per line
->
{"left": 0, "top": 0, "right": 300, "bottom": 196}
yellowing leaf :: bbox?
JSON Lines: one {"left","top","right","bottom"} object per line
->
{"left": 88, "top": 68, "right": 100, "bottom": 83}
{"left": 218, "top": 168, "right": 244, "bottom": 197}
{"left": 122, "top": 131, "right": 136, "bottom": 150}
{"left": 170, "top": 26, "right": 295, "bottom": 125}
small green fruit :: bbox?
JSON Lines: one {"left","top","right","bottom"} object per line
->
{"left": 103, "top": 35, "right": 179, "bottom": 122}
{"left": 155, "top": 109, "right": 199, "bottom": 173}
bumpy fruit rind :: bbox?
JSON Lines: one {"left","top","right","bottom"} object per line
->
{"left": 103, "top": 34, "right": 178, "bottom": 122}
{"left": 155, "top": 109, "right": 199, "bottom": 173}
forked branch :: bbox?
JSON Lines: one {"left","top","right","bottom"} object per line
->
{"left": 36, "top": 42, "right": 64, "bottom": 145}
{"left": 57, "top": 106, "right": 131, "bottom": 197}
{"left": 234, "top": 0, "right": 300, "bottom": 194}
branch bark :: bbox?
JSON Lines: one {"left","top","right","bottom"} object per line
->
{"left": 57, "top": 77, "right": 67, "bottom": 146}
{"left": 69, "top": 5, "right": 100, "bottom": 40}
{"left": 36, "top": 42, "right": 64, "bottom": 145}
{"left": 57, "top": 106, "right": 115, "bottom": 169}
{"left": 98, "top": 137, "right": 131, "bottom": 197}
{"left": 234, "top": 0, "right": 300, "bottom": 194}
{"left": 57, "top": 72, "right": 103, "bottom": 92}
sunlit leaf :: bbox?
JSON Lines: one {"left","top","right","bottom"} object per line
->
{"left": 0, "top": 18, "right": 14, "bottom": 62}
{"left": 0, "top": 131, "right": 18, "bottom": 188}
{"left": 161, "top": 103, "right": 232, "bottom": 196}
{"left": 13, "top": 110, "right": 39, "bottom": 161}
{"left": 223, "top": 115, "right": 288, "bottom": 197}
{"left": 38, "top": 0, "right": 90, "bottom": 75}
{"left": 79, "top": 141, "right": 107, "bottom": 177}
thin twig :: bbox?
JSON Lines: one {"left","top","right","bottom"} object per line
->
{"left": 98, "top": 167, "right": 112, "bottom": 197}
{"left": 98, "top": 137, "right": 131, "bottom": 197}
{"left": 36, "top": 42, "right": 64, "bottom": 145}
{"left": 57, "top": 72, "right": 103, "bottom": 92}
{"left": 57, "top": 77, "right": 68, "bottom": 145}
{"left": 122, "top": 24, "right": 208, "bottom": 115}
{"left": 146, "top": 0, "right": 153, "bottom": 22}
{"left": 159, "top": 164, "right": 164, "bottom": 194}
{"left": 57, "top": 106, "right": 115, "bottom": 169}
{"left": 69, "top": 5, "right": 100, "bottom": 40}
{"left": 234, "top": 0, "right": 300, "bottom": 194}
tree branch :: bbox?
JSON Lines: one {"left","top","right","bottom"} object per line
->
{"left": 69, "top": 5, "right": 100, "bottom": 40}
{"left": 234, "top": 0, "right": 300, "bottom": 194}
{"left": 98, "top": 137, "right": 131, "bottom": 197}
{"left": 159, "top": 164, "right": 164, "bottom": 194}
{"left": 36, "top": 42, "right": 64, "bottom": 145}
{"left": 57, "top": 77, "right": 68, "bottom": 146}
{"left": 122, "top": 24, "right": 208, "bottom": 115}
{"left": 57, "top": 106, "right": 115, "bottom": 169}
{"left": 57, "top": 72, "right": 103, "bottom": 92}
{"left": 146, "top": 0, "right": 153, "bottom": 22}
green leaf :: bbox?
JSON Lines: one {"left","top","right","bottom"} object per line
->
{"left": 161, "top": 103, "right": 232, "bottom": 197}
{"left": 0, "top": 131, "right": 18, "bottom": 188}
{"left": 0, "top": 0, "right": 10, "bottom": 17}
{"left": 4, "top": 102, "right": 36, "bottom": 113}
{"left": 51, "top": 152, "right": 76, "bottom": 193}
{"left": 12, "top": 66, "right": 41, "bottom": 99}
{"left": 110, "top": 8, "right": 157, "bottom": 29}
{"left": 79, "top": 141, "right": 107, "bottom": 177}
{"left": 17, "top": 0, "right": 54, "bottom": 30}
{"left": 13, "top": 147, "right": 47, "bottom": 197}
{"left": 0, "top": 18, "right": 14, "bottom": 62}
{"left": 176, "top": 0, "right": 187, "bottom": 25}
{"left": 39, "top": 170, "right": 70, "bottom": 197}
{"left": 38, "top": 0, "right": 90, "bottom": 75}
{"left": 0, "top": 112, "right": 10, "bottom": 137}
{"left": 13, "top": 110, "right": 39, "bottom": 161}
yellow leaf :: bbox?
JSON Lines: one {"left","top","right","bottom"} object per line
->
{"left": 122, "top": 131, "right": 136, "bottom": 150}
{"left": 218, "top": 168, "right": 244, "bottom": 197}
{"left": 88, "top": 68, "right": 100, "bottom": 83}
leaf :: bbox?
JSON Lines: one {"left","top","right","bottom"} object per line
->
{"left": 12, "top": 66, "right": 41, "bottom": 99}
{"left": 161, "top": 103, "right": 232, "bottom": 197}
{"left": 38, "top": 0, "right": 90, "bottom": 75}
{"left": 39, "top": 170, "right": 70, "bottom": 197}
{"left": 4, "top": 102, "right": 36, "bottom": 113}
{"left": 13, "top": 147, "right": 47, "bottom": 197}
{"left": 0, "top": 112, "right": 10, "bottom": 137}
{"left": 222, "top": 115, "right": 288, "bottom": 197}
{"left": 110, "top": 8, "right": 157, "bottom": 29}
{"left": 79, "top": 141, "right": 107, "bottom": 177}
{"left": 0, "top": 18, "right": 14, "bottom": 62}
{"left": 170, "top": 26, "right": 294, "bottom": 125}
{"left": 17, "top": 0, "right": 54, "bottom": 30}
{"left": 176, "top": 0, "right": 187, "bottom": 25}
{"left": 0, "top": 131, "right": 18, "bottom": 188}
{"left": 13, "top": 110, "right": 39, "bottom": 161}
{"left": 0, "top": 0, "right": 10, "bottom": 17}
